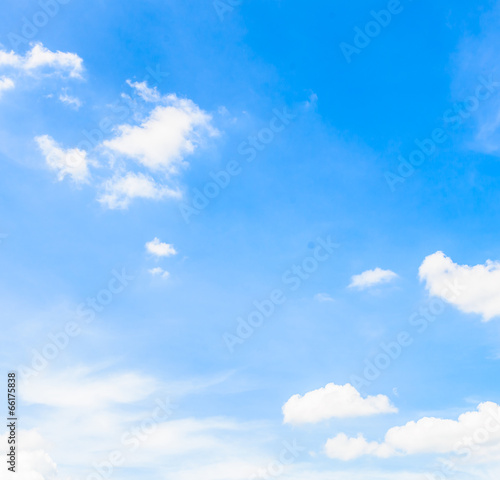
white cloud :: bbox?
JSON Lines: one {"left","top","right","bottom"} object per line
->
{"left": 419, "top": 251, "right": 500, "bottom": 321}
{"left": 127, "top": 79, "right": 161, "bottom": 102}
{"left": 103, "top": 93, "right": 218, "bottom": 172}
{"left": 282, "top": 383, "right": 397, "bottom": 425}
{"left": 11, "top": 366, "right": 466, "bottom": 480}
{"left": 284, "top": 468, "right": 443, "bottom": 480}
{"left": 0, "top": 42, "right": 84, "bottom": 78}
{"left": 146, "top": 237, "right": 177, "bottom": 258}
{"left": 137, "top": 417, "right": 243, "bottom": 455}
{"left": 325, "top": 433, "right": 394, "bottom": 461}
{"left": 98, "top": 172, "right": 181, "bottom": 209}
{"left": 58, "top": 91, "right": 82, "bottom": 109}
{"left": 16, "top": 372, "right": 265, "bottom": 479}
{"left": 314, "top": 293, "right": 335, "bottom": 303}
{"left": 0, "top": 429, "right": 57, "bottom": 480}
{"left": 325, "top": 402, "right": 500, "bottom": 462}
{"left": 149, "top": 267, "right": 170, "bottom": 279}
{"left": 349, "top": 268, "right": 398, "bottom": 289}
{"left": 34, "top": 79, "right": 216, "bottom": 209}
{"left": 0, "top": 76, "right": 14, "bottom": 96}
{"left": 35, "top": 134, "right": 91, "bottom": 184}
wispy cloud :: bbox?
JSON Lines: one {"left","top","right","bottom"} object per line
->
{"left": 149, "top": 267, "right": 170, "bottom": 279}
{"left": 314, "top": 292, "right": 335, "bottom": 302}
{"left": 35, "top": 134, "right": 93, "bottom": 184}
{"left": 58, "top": 91, "right": 82, "bottom": 109}
{"left": 0, "top": 42, "right": 84, "bottom": 79}
{"left": 98, "top": 172, "right": 181, "bottom": 209}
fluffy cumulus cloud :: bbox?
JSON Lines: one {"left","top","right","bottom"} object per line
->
{"left": 12, "top": 367, "right": 471, "bottom": 480}
{"left": 325, "top": 402, "right": 500, "bottom": 462}
{"left": 146, "top": 238, "right": 177, "bottom": 258}
{"left": 282, "top": 383, "right": 397, "bottom": 424}
{"left": 0, "top": 42, "right": 84, "bottom": 79}
{"left": 35, "top": 134, "right": 92, "bottom": 184}
{"left": 419, "top": 251, "right": 500, "bottom": 321}
{"left": 349, "top": 268, "right": 398, "bottom": 289}
{"left": 103, "top": 93, "right": 218, "bottom": 172}
{"left": 98, "top": 172, "right": 181, "bottom": 209}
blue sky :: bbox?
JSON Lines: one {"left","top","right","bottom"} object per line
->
{"left": 2, "top": 1, "right": 500, "bottom": 479}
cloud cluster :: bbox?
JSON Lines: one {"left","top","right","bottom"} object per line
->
{"left": 35, "top": 75, "right": 217, "bottom": 209}
{"left": 3, "top": 45, "right": 218, "bottom": 210}
{"left": 325, "top": 402, "right": 500, "bottom": 461}
{"left": 282, "top": 383, "right": 397, "bottom": 425}
{"left": 145, "top": 238, "right": 178, "bottom": 279}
